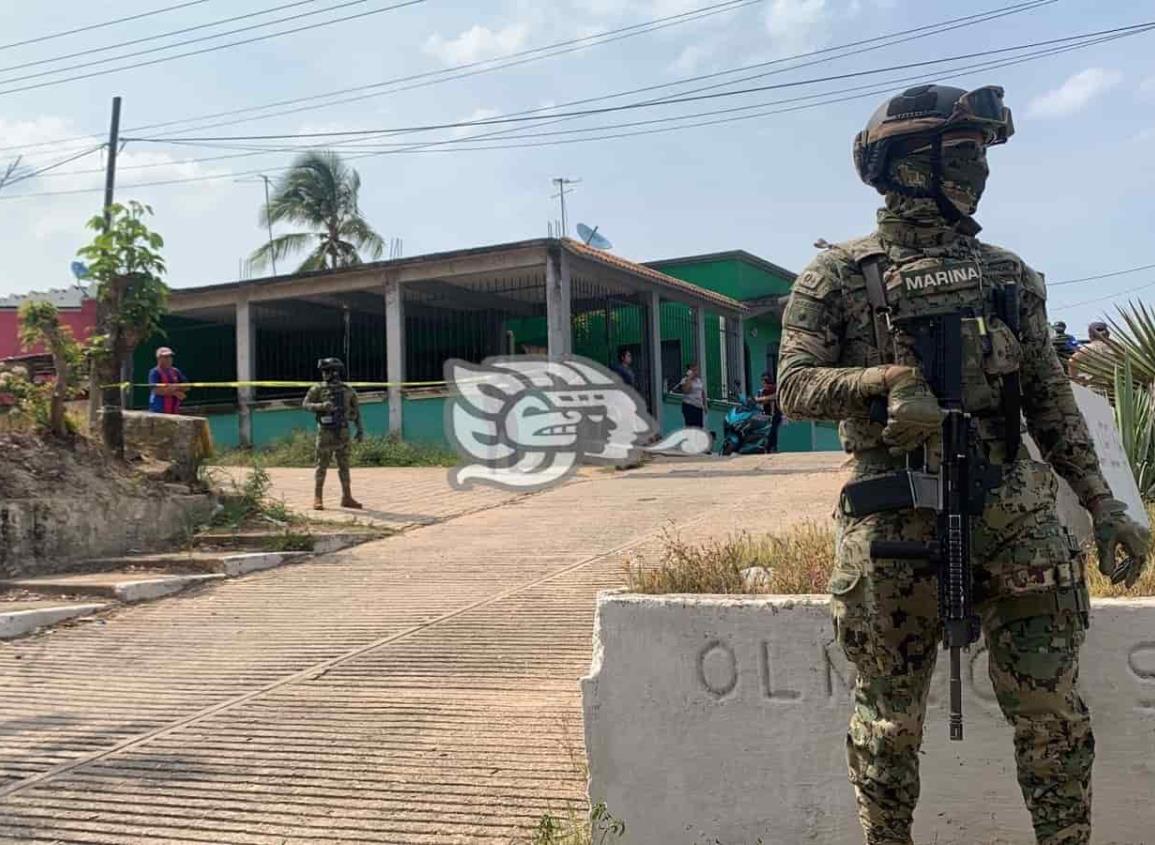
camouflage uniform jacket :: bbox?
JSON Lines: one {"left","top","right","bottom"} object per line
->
{"left": 777, "top": 219, "right": 1111, "bottom": 509}
{"left": 303, "top": 381, "right": 362, "bottom": 432}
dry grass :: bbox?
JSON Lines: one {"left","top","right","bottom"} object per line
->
{"left": 625, "top": 522, "right": 836, "bottom": 595}
{"left": 626, "top": 515, "right": 1155, "bottom": 598}
{"left": 1085, "top": 502, "right": 1155, "bottom": 597}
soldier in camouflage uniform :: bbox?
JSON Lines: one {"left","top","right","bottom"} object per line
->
{"left": 303, "top": 357, "right": 364, "bottom": 510}
{"left": 777, "top": 85, "right": 1150, "bottom": 845}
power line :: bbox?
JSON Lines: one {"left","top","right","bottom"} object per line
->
{"left": 0, "top": 0, "right": 331, "bottom": 77}
{"left": 0, "top": 0, "right": 427, "bottom": 98}
{"left": 134, "top": 0, "right": 1041, "bottom": 141}
{"left": 0, "top": 0, "right": 1047, "bottom": 157}
{"left": 0, "top": 0, "right": 213, "bottom": 53}
{"left": 129, "top": 20, "right": 1155, "bottom": 143}
{"left": 0, "top": 145, "right": 106, "bottom": 189}
{"left": 1049, "top": 263, "right": 1155, "bottom": 287}
{"left": 30, "top": 0, "right": 1050, "bottom": 176}
{"left": 1054, "top": 280, "right": 1155, "bottom": 310}
{"left": 4, "top": 23, "right": 1140, "bottom": 200}
{"left": 0, "top": 0, "right": 758, "bottom": 155}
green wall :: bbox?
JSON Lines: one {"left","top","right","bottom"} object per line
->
{"left": 651, "top": 254, "right": 794, "bottom": 391}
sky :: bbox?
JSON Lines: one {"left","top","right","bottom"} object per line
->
{"left": 0, "top": 0, "right": 1152, "bottom": 335}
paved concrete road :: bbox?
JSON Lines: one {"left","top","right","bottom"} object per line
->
{"left": 0, "top": 454, "right": 846, "bottom": 844}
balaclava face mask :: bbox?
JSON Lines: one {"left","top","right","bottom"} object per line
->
{"left": 884, "top": 137, "right": 989, "bottom": 220}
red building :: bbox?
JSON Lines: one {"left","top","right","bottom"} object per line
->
{"left": 0, "top": 287, "right": 97, "bottom": 360}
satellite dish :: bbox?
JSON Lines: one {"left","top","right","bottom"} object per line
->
{"left": 576, "top": 222, "right": 613, "bottom": 251}
{"left": 70, "top": 261, "right": 89, "bottom": 280}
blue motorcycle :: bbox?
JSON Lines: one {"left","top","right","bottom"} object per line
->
{"left": 721, "top": 395, "right": 773, "bottom": 455}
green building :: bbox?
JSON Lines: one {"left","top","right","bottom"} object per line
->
{"left": 140, "top": 240, "right": 840, "bottom": 453}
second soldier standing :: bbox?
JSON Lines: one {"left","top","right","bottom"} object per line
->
{"left": 304, "top": 357, "right": 364, "bottom": 510}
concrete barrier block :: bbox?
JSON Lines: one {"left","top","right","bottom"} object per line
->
{"left": 582, "top": 592, "right": 1155, "bottom": 845}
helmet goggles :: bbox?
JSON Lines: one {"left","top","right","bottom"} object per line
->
{"left": 948, "top": 86, "right": 1014, "bottom": 145}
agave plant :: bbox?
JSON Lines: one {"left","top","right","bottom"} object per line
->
{"left": 1113, "top": 357, "right": 1155, "bottom": 501}
{"left": 1069, "top": 301, "right": 1155, "bottom": 392}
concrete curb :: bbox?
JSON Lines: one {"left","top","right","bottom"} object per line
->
{"left": 583, "top": 591, "right": 1155, "bottom": 845}
{"left": 218, "top": 552, "right": 309, "bottom": 577}
{"left": 110, "top": 574, "right": 227, "bottom": 602}
{"left": 0, "top": 604, "right": 109, "bottom": 639}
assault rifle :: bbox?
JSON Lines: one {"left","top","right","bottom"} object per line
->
{"left": 848, "top": 305, "right": 1012, "bottom": 741}
{"left": 319, "top": 383, "right": 347, "bottom": 431}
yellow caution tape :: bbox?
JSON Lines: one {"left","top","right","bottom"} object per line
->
{"left": 102, "top": 379, "right": 452, "bottom": 390}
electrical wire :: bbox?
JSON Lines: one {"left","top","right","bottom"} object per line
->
{"left": 0, "top": 0, "right": 758, "bottom": 155}
{"left": 130, "top": 20, "right": 1155, "bottom": 144}
{"left": 135, "top": 0, "right": 1046, "bottom": 141}
{"left": 4, "top": 22, "right": 1142, "bottom": 200}
{"left": 0, "top": 145, "right": 106, "bottom": 190}
{"left": 0, "top": 0, "right": 427, "bottom": 98}
{"left": 1049, "top": 263, "right": 1155, "bottom": 287}
{"left": 0, "top": 0, "right": 331, "bottom": 76}
{"left": 26, "top": 0, "right": 1053, "bottom": 177}
{"left": 0, "top": 0, "right": 213, "bottom": 53}
{"left": 1054, "top": 280, "right": 1155, "bottom": 311}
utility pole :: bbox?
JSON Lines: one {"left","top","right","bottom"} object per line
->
{"left": 551, "top": 177, "right": 580, "bottom": 238}
{"left": 103, "top": 96, "right": 122, "bottom": 230}
{"left": 237, "top": 174, "right": 278, "bottom": 274}
{"left": 261, "top": 174, "right": 276, "bottom": 275}
{"left": 98, "top": 96, "right": 125, "bottom": 455}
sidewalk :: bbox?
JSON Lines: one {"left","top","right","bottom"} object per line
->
{"left": 0, "top": 454, "right": 846, "bottom": 843}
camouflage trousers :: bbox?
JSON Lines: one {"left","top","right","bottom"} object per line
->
{"left": 831, "top": 459, "right": 1093, "bottom": 845}
{"left": 314, "top": 427, "right": 351, "bottom": 490}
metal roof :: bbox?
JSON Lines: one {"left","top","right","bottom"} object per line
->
{"left": 646, "top": 249, "right": 797, "bottom": 282}
{"left": 0, "top": 285, "right": 90, "bottom": 309}
{"left": 170, "top": 238, "right": 746, "bottom": 314}
{"left": 561, "top": 239, "right": 745, "bottom": 313}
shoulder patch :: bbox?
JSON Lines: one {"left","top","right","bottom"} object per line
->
{"left": 1021, "top": 264, "right": 1046, "bottom": 300}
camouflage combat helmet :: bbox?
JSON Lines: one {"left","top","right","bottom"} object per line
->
{"left": 853, "top": 85, "right": 1013, "bottom": 229}
{"left": 317, "top": 357, "right": 345, "bottom": 375}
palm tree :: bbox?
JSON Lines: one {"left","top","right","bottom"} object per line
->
{"left": 248, "top": 151, "right": 385, "bottom": 274}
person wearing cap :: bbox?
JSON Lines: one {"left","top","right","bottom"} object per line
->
{"left": 148, "top": 346, "right": 189, "bottom": 414}
{"left": 777, "top": 84, "right": 1148, "bottom": 845}
{"left": 1069, "top": 321, "right": 1111, "bottom": 383}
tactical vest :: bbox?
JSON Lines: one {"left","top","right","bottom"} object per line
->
{"left": 835, "top": 235, "right": 1025, "bottom": 460}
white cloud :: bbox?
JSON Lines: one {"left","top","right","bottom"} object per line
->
{"left": 1027, "top": 68, "right": 1123, "bottom": 119}
{"left": 423, "top": 22, "right": 530, "bottom": 66}
{"left": 0, "top": 115, "right": 227, "bottom": 243}
{"left": 764, "top": 0, "right": 830, "bottom": 57}
{"left": 670, "top": 42, "right": 714, "bottom": 74}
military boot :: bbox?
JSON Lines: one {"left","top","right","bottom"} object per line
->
{"left": 313, "top": 482, "right": 325, "bottom": 511}
{"left": 340, "top": 482, "right": 363, "bottom": 510}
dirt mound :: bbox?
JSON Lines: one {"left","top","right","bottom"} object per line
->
{"left": 0, "top": 433, "right": 149, "bottom": 500}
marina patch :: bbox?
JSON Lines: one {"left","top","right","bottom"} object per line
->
{"left": 900, "top": 260, "right": 982, "bottom": 293}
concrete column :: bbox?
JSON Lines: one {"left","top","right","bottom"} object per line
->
{"left": 694, "top": 305, "right": 708, "bottom": 402}
{"left": 385, "top": 279, "right": 404, "bottom": 436}
{"left": 647, "top": 290, "right": 663, "bottom": 417}
{"left": 546, "top": 250, "right": 572, "bottom": 360}
{"left": 734, "top": 316, "right": 746, "bottom": 398}
{"left": 235, "top": 298, "right": 254, "bottom": 448}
